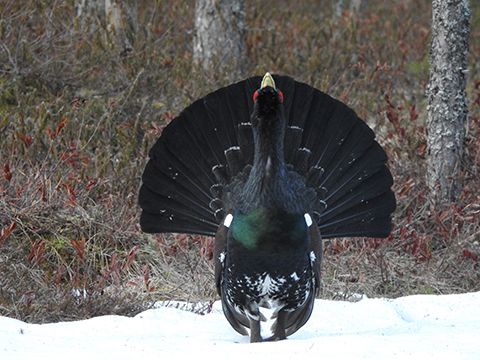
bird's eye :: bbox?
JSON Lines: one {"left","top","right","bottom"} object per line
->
{"left": 253, "top": 90, "right": 283, "bottom": 103}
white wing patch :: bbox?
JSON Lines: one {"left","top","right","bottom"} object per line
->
{"left": 304, "top": 213, "right": 313, "bottom": 227}
{"left": 223, "top": 213, "right": 233, "bottom": 228}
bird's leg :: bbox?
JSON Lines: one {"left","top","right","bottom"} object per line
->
{"left": 266, "top": 310, "right": 286, "bottom": 341}
{"left": 249, "top": 318, "right": 263, "bottom": 343}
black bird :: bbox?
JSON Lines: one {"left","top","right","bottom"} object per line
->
{"left": 139, "top": 73, "right": 396, "bottom": 342}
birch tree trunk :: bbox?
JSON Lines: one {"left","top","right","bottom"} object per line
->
{"left": 193, "top": 0, "right": 246, "bottom": 77}
{"left": 426, "top": 0, "right": 470, "bottom": 204}
{"left": 76, "top": 0, "right": 106, "bottom": 19}
{"left": 334, "top": 0, "right": 369, "bottom": 19}
{"left": 105, "top": 0, "right": 138, "bottom": 55}
{"left": 76, "top": 0, "right": 137, "bottom": 55}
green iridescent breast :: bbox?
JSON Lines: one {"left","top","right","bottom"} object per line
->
{"left": 229, "top": 207, "right": 309, "bottom": 251}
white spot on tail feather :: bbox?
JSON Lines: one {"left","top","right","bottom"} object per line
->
{"left": 225, "top": 146, "right": 240, "bottom": 155}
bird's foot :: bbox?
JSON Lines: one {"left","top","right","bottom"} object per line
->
{"left": 264, "top": 334, "right": 287, "bottom": 342}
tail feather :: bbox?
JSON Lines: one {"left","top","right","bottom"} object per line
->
{"left": 286, "top": 126, "right": 305, "bottom": 169}
{"left": 139, "top": 155, "right": 218, "bottom": 235}
{"left": 300, "top": 92, "right": 358, "bottom": 158}
{"left": 238, "top": 123, "right": 254, "bottom": 165}
{"left": 140, "top": 160, "right": 211, "bottom": 212}
{"left": 139, "top": 202, "right": 217, "bottom": 236}
{"left": 317, "top": 127, "right": 378, "bottom": 189}
{"left": 319, "top": 191, "right": 396, "bottom": 238}
{"left": 282, "top": 78, "right": 315, "bottom": 130}
{"left": 323, "top": 166, "right": 394, "bottom": 219}
{"left": 321, "top": 145, "right": 390, "bottom": 206}
{"left": 181, "top": 102, "right": 228, "bottom": 168}
{"left": 204, "top": 93, "right": 240, "bottom": 154}
{"left": 139, "top": 74, "right": 396, "bottom": 238}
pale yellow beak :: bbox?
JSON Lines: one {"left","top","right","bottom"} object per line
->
{"left": 261, "top": 72, "right": 276, "bottom": 89}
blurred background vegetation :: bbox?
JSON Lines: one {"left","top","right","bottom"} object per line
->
{"left": 1, "top": 0, "right": 480, "bottom": 323}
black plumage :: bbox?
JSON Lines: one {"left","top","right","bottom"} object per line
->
{"left": 139, "top": 73, "right": 396, "bottom": 342}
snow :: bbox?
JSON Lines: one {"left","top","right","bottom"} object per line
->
{"left": 1, "top": 292, "right": 480, "bottom": 359}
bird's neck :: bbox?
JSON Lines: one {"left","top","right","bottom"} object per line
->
{"left": 252, "top": 123, "right": 287, "bottom": 182}
{"left": 238, "top": 117, "right": 290, "bottom": 213}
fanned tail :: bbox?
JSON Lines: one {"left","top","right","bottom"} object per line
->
{"left": 139, "top": 75, "right": 395, "bottom": 238}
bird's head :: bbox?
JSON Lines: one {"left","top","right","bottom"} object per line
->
{"left": 251, "top": 73, "right": 284, "bottom": 129}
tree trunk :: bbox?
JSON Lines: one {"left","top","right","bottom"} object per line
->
{"left": 76, "top": 0, "right": 137, "bottom": 55}
{"left": 193, "top": 0, "right": 246, "bottom": 77}
{"left": 76, "top": 0, "right": 106, "bottom": 19}
{"left": 334, "top": 0, "right": 369, "bottom": 19}
{"left": 104, "top": 0, "right": 138, "bottom": 55}
{"left": 426, "top": 0, "right": 470, "bottom": 204}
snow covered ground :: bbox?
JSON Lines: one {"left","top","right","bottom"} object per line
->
{"left": 1, "top": 291, "right": 479, "bottom": 359}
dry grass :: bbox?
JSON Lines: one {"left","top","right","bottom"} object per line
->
{"left": 1, "top": 0, "right": 480, "bottom": 323}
